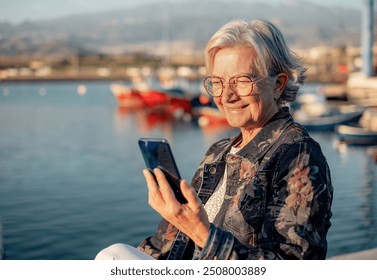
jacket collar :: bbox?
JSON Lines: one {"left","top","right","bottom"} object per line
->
{"left": 232, "top": 107, "right": 293, "bottom": 162}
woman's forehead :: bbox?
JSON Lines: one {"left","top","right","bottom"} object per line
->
{"left": 212, "top": 47, "right": 260, "bottom": 75}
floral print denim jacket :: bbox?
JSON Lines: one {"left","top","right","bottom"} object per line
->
{"left": 137, "top": 107, "right": 333, "bottom": 260}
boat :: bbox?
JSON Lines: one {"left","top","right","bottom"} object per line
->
{"left": 335, "top": 108, "right": 377, "bottom": 146}
{"left": 111, "top": 83, "right": 194, "bottom": 119}
{"left": 138, "top": 88, "right": 170, "bottom": 109}
{"left": 336, "top": 124, "right": 377, "bottom": 145}
{"left": 294, "top": 104, "right": 364, "bottom": 131}
{"left": 110, "top": 84, "right": 144, "bottom": 109}
{"left": 156, "top": 87, "right": 193, "bottom": 119}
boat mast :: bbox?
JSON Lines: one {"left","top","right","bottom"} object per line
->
{"left": 362, "top": 0, "right": 375, "bottom": 77}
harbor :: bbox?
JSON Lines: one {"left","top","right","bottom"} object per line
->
{"left": 1, "top": 0, "right": 377, "bottom": 261}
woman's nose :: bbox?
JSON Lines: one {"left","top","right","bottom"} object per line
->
{"left": 221, "top": 82, "right": 239, "bottom": 102}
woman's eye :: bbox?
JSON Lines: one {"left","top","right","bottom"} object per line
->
{"left": 237, "top": 78, "right": 250, "bottom": 83}
{"left": 212, "top": 80, "right": 222, "bottom": 85}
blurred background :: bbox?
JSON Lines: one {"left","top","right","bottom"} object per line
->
{"left": 0, "top": 0, "right": 376, "bottom": 260}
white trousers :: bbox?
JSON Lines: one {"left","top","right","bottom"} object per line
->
{"left": 95, "top": 243, "right": 155, "bottom": 260}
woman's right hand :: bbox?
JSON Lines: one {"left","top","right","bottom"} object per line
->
{"left": 143, "top": 168, "right": 210, "bottom": 248}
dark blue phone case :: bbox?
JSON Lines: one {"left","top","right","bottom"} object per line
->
{"left": 138, "top": 138, "right": 187, "bottom": 204}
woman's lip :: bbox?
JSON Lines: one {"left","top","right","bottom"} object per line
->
{"left": 225, "top": 105, "right": 248, "bottom": 110}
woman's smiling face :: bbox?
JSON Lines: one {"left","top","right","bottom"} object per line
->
{"left": 211, "top": 47, "right": 279, "bottom": 131}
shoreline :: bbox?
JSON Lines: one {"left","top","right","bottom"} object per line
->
{"left": 0, "top": 73, "right": 336, "bottom": 85}
{"left": 0, "top": 76, "right": 130, "bottom": 83}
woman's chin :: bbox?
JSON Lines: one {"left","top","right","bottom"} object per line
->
{"left": 225, "top": 119, "right": 244, "bottom": 128}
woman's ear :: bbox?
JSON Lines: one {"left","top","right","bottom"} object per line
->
{"left": 274, "top": 73, "right": 289, "bottom": 99}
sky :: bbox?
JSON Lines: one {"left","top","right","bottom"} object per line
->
{"left": 0, "top": 0, "right": 364, "bottom": 24}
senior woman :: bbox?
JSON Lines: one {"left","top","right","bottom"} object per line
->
{"left": 96, "top": 19, "right": 333, "bottom": 260}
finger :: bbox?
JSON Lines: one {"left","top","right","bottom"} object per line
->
{"left": 143, "top": 169, "right": 158, "bottom": 188}
{"left": 143, "top": 169, "right": 164, "bottom": 205}
{"left": 154, "top": 168, "right": 178, "bottom": 203}
{"left": 180, "top": 179, "right": 202, "bottom": 207}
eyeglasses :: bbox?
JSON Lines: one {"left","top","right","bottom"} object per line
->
{"left": 203, "top": 75, "right": 267, "bottom": 97}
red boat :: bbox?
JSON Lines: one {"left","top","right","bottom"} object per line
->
{"left": 111, "top": 83, "right": 193, "bottom": 119}
{"left": 138, "top": 89, "right": 170, "bottom": 108}
{"left": 110, "top": 84, "right": 143, "bottom": 109}
{"left": 163, "top": 87, "right": 193, "bottom": 119}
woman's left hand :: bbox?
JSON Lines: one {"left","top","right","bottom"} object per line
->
{"left": 143, "top": 168, "right": 210, "bottom": 248}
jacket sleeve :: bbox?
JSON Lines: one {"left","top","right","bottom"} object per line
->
{"left": 137, "top": 218, "right": 179, "bottom": 259}
{"left": 194, "top": 140, "right": 333, "bottom": 260}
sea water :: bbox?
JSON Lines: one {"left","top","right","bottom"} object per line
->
{"left": 0, "top": 81, "right": 376, "bottom": 259}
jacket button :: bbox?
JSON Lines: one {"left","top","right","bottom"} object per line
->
{"left": 209, "top": 166, "right": 217, "bottom": 174}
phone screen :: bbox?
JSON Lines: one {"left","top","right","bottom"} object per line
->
{"left": 138, "top": 138, "right": 187, "bottom": 204}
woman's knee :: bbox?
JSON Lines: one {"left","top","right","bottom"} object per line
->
{"left": 95, "top": 243, "right": 154, "bottom": 260}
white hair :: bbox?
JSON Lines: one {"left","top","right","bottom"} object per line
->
{"left": 205, "top": 19, "right": 307, "bottom": 103}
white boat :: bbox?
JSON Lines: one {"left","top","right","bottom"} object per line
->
{"left": 336, "top": 124, "right": 377, "bottom": 145}
{"left": 294, "top": 104, "right": 364, "bottom": 131}
{"left": 336, "top": 108, "right": 377, "bottom": 146}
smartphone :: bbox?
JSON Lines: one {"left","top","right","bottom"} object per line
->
{"left": 138, "top": 138, "right": 187, "bottom": 204}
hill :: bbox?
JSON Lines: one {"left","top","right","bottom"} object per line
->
{"left": 0, "top": 0, "right": 362, "bottom": 57}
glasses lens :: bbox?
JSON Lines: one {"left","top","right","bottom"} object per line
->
{"left": 204, "top": 77, "right": 222, "bottom": 96}
{"left": 230, "top": 76, "right": 253, "bottom": 96}
{"left": 204, "top": 76, "right": 255, "bottom": 97}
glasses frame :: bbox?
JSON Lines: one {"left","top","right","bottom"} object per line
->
{"left": 203, "top": 75, "right": 267, "bottom": 97}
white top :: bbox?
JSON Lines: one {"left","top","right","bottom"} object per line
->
{"left": 204, "top": 145, "right": 241, "bottom": 222}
